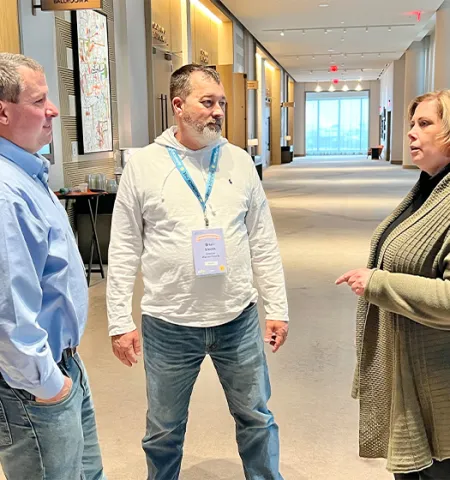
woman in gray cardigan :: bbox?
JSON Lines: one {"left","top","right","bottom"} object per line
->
{"left": 336, "top": 90, "right": 450, "bottom": 480}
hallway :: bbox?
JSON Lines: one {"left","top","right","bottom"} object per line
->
{"left": 1, "top": 157, "right": 421, "bottom": 480}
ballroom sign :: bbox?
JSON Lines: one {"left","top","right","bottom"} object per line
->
{"left": 39, "top": 0, "right": 102, "bottom": 11}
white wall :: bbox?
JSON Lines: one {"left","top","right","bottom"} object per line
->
{"left": 424, "top": 32, "right": 436, "bottom": 91}
{"left": 369, "top": 80, "right": 380, "bottom": 148}
{"left": 379, "top": 63, "right": 394, "bottom": 114}
{"left": 379, "top": 55, "right": 406, "bottom": 164}
{"left": 113, "top": 0, "right": 149, "bottom": 148}
{"left": 293, "top": 80, "right": 379, "bottom": 157}
{"left": 391, "top": 55, "right": 406, "bottom": 163}
{"left": 18, "top": 0, "right": 64, "bottom": 190}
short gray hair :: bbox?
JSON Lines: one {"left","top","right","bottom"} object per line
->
{"left": 0, "top": 53, "right": 44, "bottom": 103}
{"left": 170, "top": 64, "right": 221, "bottom": 102}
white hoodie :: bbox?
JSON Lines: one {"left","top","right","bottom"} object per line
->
{"left": 107, "top": 127, "right": 288, "bottom": 335}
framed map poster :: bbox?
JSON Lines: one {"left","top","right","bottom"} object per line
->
{"left": 72, "top": 9, "right": 113, "bottom": 154}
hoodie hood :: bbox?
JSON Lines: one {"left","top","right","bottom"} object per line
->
{"left": 155, "top": 126, "right": 228, "bottom": 155}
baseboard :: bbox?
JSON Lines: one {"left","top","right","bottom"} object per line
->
{"left": 294, "top": 153, "right": 306, "bottom": 157}
{"left": 390, "top": 160, "right": 402, "bottom": 165}
{"left": 403, "top": 164, "right": 419, "bottom": 170}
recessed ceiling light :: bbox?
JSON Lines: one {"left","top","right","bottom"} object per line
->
{"left": 280, "top": 31, "right": 285, "bottom": 36}
{"left": 328, "top": 48, "right": 334, "bottom": 52}
{"left": 341, "top": 21, "right": 345, "bottom": 24}
{"left": 319, "top": 3, "right": 329, "bottom": 7}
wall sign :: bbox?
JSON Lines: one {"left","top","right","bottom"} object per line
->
{"left": 38, "top": 0, "right": 102, "bottom": 11}
{"left": 199, "top": 49, "right": 209, "bottom": 65}
{"left": 247, "top": 80, "right": 258, "bottom": 90}
{"left": 152, "top": 22, "right": 167, "bottom": 46}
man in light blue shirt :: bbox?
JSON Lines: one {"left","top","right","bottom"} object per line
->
{"left": 0, "top": 53, "right": 106, "bottom": 479}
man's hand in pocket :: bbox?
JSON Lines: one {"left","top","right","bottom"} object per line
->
{"left": 35, "top": 376, "right": 73, "bottom": 404}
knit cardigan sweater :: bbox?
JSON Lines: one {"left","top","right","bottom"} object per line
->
{"left": 353, "top": 171, "right": 450, "bottom": 473}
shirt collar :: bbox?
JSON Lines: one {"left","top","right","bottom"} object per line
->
{"left": 0, "top": 137, "right": 50, "bottom": 184}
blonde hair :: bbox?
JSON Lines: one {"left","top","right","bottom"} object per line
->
{"left": 0, "top": 53, "right": 44, "bottom": 104}
{"left": 408, "top": 90, "right": 450, "bottom": 152}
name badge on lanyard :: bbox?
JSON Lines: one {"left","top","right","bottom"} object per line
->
{"left": 167, "top": 146, "right": 227, "bottom": 277}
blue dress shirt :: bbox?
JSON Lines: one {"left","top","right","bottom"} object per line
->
{"left": 0, "top": 138, "right": 88, "bottom": 399}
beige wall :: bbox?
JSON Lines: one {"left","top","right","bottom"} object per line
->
{"left": 191, "top": 3, "right": 218, "bottom": 66}
{"left": 0, "top": 0, "right": 20, "bottom": 53}
{"left": 270, "top": 67, "right": 281, "bottom": 165}
{"left": 151, "top": 0, "right": 182, "bottom": 54}
{"left": 218, "top": 22, "right": 233, "bottom": 65}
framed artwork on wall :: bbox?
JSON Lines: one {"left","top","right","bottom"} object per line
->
{"left": 72, "top": 9, "right": 113, "bottom": 154}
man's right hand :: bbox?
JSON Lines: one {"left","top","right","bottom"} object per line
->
{"left": 111, "top": 329, "right": 142, "bottom": 367}
{"left": 35, "top": 375, "right": 73, "bottom": 404}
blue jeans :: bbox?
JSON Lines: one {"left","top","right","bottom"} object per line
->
{"left": 0, "top": 352, "right": 106, "bottom": 480}
{"left": 142, "top": 303, "right": 282, "bottom": 480}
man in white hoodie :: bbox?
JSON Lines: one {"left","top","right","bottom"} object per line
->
{"left": 107, "top": 64, "right": 289, "bottom": 479}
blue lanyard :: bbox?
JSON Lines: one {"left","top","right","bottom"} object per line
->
{"left": 167, "top": 146, "right": 220, "bottom": 227}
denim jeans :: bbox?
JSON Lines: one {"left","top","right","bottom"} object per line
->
{"left": 394, "top": 459, "right": 450, "bottom": 479}
{"left": 0, "top": 352, "right": 106, "bottom": 480}
{"left": 142, "top": 303, "right": 283, "bottom": 480}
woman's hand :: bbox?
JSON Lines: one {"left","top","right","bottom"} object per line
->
{"left": 335, "top": 268, "right": 375, "bottom": 296}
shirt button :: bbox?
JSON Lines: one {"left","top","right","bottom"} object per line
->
{"left": 32, "top": 174, "right": 37, "bottom": 179}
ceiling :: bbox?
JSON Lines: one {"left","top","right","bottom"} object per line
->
{"left": 219, "top": 0, "right": 444, "bottom": 82}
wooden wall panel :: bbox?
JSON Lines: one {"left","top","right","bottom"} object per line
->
{"left": 0, "top": 0, "right": 20, "bottom": 53}
{"left": 217, "top": 66, "right": 246, "bottom": 148}
{"left": 271, "top": 68, "right": 281, "bottom": 165}
{"left": 191, "top": 4, "right": 218, "bottom": 66}
{"left": 288, "top": 80, "right": 295, "bottom": 145}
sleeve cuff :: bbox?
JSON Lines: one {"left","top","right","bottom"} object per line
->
{"left": 108, "top": 321, "right": 137, "bottom": 337}
{"left": 364, "top": 268, "right": 385, "bottom": 303}
{"left": 265, "top": 313, "right": 289, "bottom": 322}
{"left": 27, "top": 365, "right": 65, "bottom": 400}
